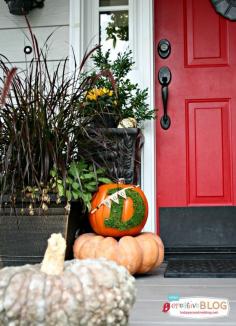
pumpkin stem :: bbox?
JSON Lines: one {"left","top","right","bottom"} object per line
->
{"left": 40, "top": 233, "right": 66, "bottom": 275}
{"left": 118, "top": 178, "right": 125, "bottom": 184}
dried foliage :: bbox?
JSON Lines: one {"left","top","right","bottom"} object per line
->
{"left": 0, "top": 19, "right": 111, "bottom": 210}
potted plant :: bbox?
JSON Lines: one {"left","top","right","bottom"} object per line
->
{"left": 78, "top": 49, "right": 157, "bottom": 184}
{"left": 0, "top": 22, "right": 111, "bottom": 266}
{"left": 4, "top": 0, "right": 45, "bottom": 15}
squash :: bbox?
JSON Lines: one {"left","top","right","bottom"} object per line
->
{"left": 89, "top": 182, "right": 148, "bottom": 237}
{"left": 0, "top": 234, "right": 136, "bottom": 326}
{"left": 74, "top": 232, "right": 164, "bottom": 275}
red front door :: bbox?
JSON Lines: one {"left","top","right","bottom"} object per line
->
{"left": 155, "top": 0, "right": 236, "bottom": 251}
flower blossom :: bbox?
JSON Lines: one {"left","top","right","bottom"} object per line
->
{"left": 86, "top": 87, "right": 113, "bottom": 101}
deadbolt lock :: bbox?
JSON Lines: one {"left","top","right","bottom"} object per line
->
{"left": 158, "top": 39, "right": 171, "bottom": 59}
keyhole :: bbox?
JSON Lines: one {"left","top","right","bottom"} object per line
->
{"left": 162, "top": 76, "right": 168, "bottom": 85}
{"left": 160, "top": 43, "right": 168, "bottom": 52}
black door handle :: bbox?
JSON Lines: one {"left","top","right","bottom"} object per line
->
{"left": 158, "top": 66, "right": 171, "bottom": 130}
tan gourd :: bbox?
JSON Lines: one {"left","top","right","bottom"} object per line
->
{"left": 0, "top": 233, "right": 136, "bottom": 325}
{"left": 73, "top": 232, "right": 164, "bottom": 275}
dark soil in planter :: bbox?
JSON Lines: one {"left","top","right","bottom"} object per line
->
{"left": 89, "top": 112, "right": 119, "bottom": 128}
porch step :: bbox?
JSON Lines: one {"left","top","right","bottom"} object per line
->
{"left": 165, "top": 259, "right": 236, "bottom": 278}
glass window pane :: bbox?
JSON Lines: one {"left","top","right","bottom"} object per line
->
{"left": 100, "top": 0, "right": 128, "bottom": 7}
{"left": 100, "top": 10, "right": 129, "bottom": 60}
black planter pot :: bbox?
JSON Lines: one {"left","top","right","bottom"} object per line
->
{"left": 82, "top": 128, "right": 144, "bottom": 185}
{"left": 5, "top": 0, "right": 45, "bottom": 15}
{"left": 0, "top": 200, "right": 85, "bottom": 267}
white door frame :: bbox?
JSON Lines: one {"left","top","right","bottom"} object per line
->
{"left": 69, "top": 0, "right": 156, "bottom": 232}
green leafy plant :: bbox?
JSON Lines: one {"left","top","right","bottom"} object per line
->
{"left": 50, "top": 160, "right": 111, "bottom": 211}
{"left": 81, "top": 48, "right": 157, "bottom": 126}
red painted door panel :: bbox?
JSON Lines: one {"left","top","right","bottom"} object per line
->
{"left": 155, "top": 0, "right": 236, "bottom": 230}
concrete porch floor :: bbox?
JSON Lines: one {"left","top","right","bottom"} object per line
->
{"left": 129, "top": 264, "right": 236, "bottom": 325}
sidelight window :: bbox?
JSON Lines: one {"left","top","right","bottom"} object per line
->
{"left": 99, "top": 0, "right": 129, "bottom": 59}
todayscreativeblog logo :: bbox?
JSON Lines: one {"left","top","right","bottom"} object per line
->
{"left": 162, "top": 296, "right": 230, "bottom": 319}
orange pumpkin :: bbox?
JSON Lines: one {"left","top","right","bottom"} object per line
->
{"left": 89, "top": 183, "right": 148, "bottom": 237}
{"left": 73, "top": 232, "right": 164, "bottom": 275}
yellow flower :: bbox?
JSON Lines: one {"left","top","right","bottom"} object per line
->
{"left": 101, "top": 87, "right": 113, "bottom": 96}
{"left": 86, "top": 89, "right": 99, "bottom": 101}
{"left": 86, "top": 87, "right": 113, "bottom": 101}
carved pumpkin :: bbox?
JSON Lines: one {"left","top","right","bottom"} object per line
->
{"left": 73, "top": 232, "right": 164, "bottom": 275}
{"left": 0, "top": 234, "right": 136, "bottom": 325}
{"left": 89, "top": 182, "right": 148, "bottom": 237}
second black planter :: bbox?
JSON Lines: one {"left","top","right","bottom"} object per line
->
{"left": 81, "top": 128, "right": 144, "bottom": 185}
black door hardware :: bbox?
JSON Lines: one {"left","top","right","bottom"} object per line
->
{"left": 158, "top": 66, "right": 171, "bottom": 130}
{"left": 158, "top": 39, "right": 171, "bottom": 59}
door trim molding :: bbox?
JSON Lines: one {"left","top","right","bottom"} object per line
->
{"left": 140, "top": 0, "right": 155, "bottom": 233}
